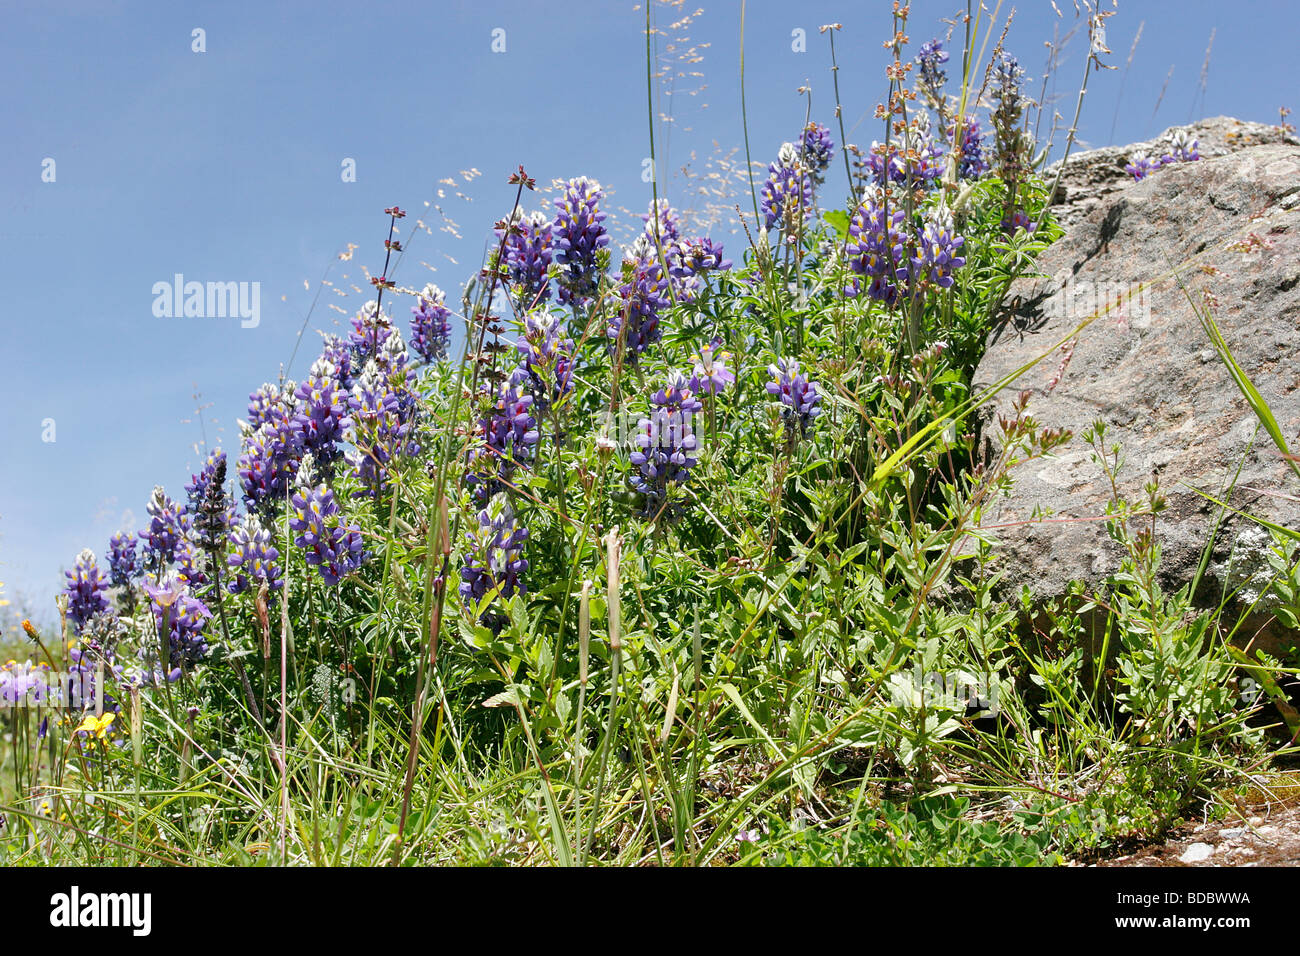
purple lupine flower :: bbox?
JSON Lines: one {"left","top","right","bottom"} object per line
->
{"left": 801, "top": 122, "right": 836, "bottom": 182}
{"left": 466, "top": 382, "right": 539, "bottom": 501}
{"left": 672, "top": 237, "right": 732, "bottom": 277}
{"left": 766, "top": 358, "right": 822, "bottom": 441}
{"left": 497, "top": 211, "right": 556, "bottom": 307}
{"left": 846, "top": 194, "right": 906, "bottom": 306}
{"left": 238, "top": 394, "right": 304, "bottom": 517}
{"left": 319, "top": 334, "right": 356, "bottom": 391}
{"left": 902, "top": 205, "right": 966, "bottom": 296}
{"left": 1129, "top": 131, "right": 1201, "bottom": 181}
{"left": 349, "top": 300, "right": 396, "bottom": 365}
{"left": 459, "top": 493, "right": 529, "bottom": 623}
{"left": 642, "top": 198, "right": 681, "bottom": 245}
{"left": 139, "top": 486, "right": 188, "bottom": 571}
{"left": 144, "top": 572, "right": 211, "bottom": 670}
{"left": 760, "top": 144, "right": 815, "bottom": 231}
{"left": 916, "top": 38, "right": 949, "bottom": 99}
{"left": 174, "top": 538, "right": 209, "bottom": 590}
{"left": 246, "top": 381, "right": 297, "bottom": 433}
{"left": 289, "top": 484, "right": 367, "bottom": 586}
{"left": 610, "top": 253, "right": 670, "bottom": 364}
{"left": 106, "top": 531, "right": 140, "bottom": 588}
{"left": 951, "top": 117, "right": 989, "bottom": 180}
{"left": 63, "top": 549, "right": 111, "bottom": 631}
{"left": 294, "top": 357, "right": 351, "bottom": 471}
{"left": 347, "top": 358, "right": 419, "bottom": 498}
{"left": 552, "top": 177, "right": 610, "bottom": 306}
{"left": 867, "top": 121, "right": 945, "bottom": 189}
{"left": 511, "top": 311, "right": 574, "bottom": 415}
{"left": 226, "top": 514, "right": 283, "bottom": 594}
{"left": 1001, "top": 209, "right": 1037, "bottom": 235}
{"left": 689, "top": 342, "right": 736, "bottom": 396}
{"left": 1166, "top": 129, "right": 1200, "bottom": 163}
{"left": 410, "top": 283, "right": 455, "bottom": 362}
{"left": 1124, "top": 154, "right": 1157, "bottom": 181}
{"left": 630, "top": 373, "right": 701, "bottom": 518}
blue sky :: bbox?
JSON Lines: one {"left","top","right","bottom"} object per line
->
{"left": 1, "top": 0, "right": 1293, "bottom": 620}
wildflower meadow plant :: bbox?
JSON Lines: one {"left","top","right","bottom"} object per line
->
{"left": 611, "top": 253, "right": 671, "bottom": 364}
{"left": 767, "top": 358, "right": 822, "bottom": 444}
{"left": 459, "top": 493, "right": 529, "bottom": 623}
{"left": 63, "top": 548, "right": 110, "bottom": 632}
{"left": 629, "top": 371, "right": 702, "bottom": 518}
{"left": 760, "top": 143, "right": 815, "bottom": 232}
{"left": 289, "top": 483, "right": 367, "bottom": 586}
{"left": 552, "top": 177, "right": 610, "bottom": 307}
{"left": 410, "top": 283, "right": 455, "bottom": 362}
{"left": 497, "top": 211, "right": 556, "bottom": 309}
{"left": 226, "top": 514, "right": 283, "bottom": 595}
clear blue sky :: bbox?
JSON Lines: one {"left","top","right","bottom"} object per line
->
{"left": 1, "top": 0, "right": 1293, "bottom": 621}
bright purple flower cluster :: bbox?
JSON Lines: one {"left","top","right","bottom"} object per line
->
{"left": 319, "top": 334, "right": 356, "bottom": 390}
{"left": 349, "top": 300, "right": 396, "bottom": 365}
{"left": 347, "top": 358, "right": 419, "bottom": 498}
{"left": 63, "top": 548, "right": 111, "bottom": 631}
{"left": 144, "top": 574, "right": 211, "bottom": 672}
{"left": 552, "top": 177, "right": 610, "bottom": 306}
{"left": 1001, "top": 209, "right": 1037, "bottom": 236}
{"left": 1125, "top": 130, "right": 1201, "bottom": 181}
{"left": 611, "top": 255, "right": 670, "bottom": 364}
{"left": 466, "top": 383, "right": 539, "bottom": 500}
{"left": 643, "top": 198, "right": 680, "bottom": 245}
{"left": 498, "top": 211, "right": 555, "bottom": 308}
{"left": 294, "top": 357, "right": 351, "bottom": 471}
{"left": 866, "top": 129, "right": 945, "bottom": 189}
{"left": 1123, "top": 155, "right": 1158, "bottom": 181}
{"left": 760, "top": 144, "right": 815, "bottom": 231}
{"left": 459, "top": 493, "right": 529, "bottom": 618}
{"left": 246, "top": 381, "right": 296, "bottom": 432}
{"left": 801, "top": 122, "right": 836, "bottom": 181}
{"left": 766, "top": 358, "right": 822, "bottom": 441}
{"left": 951, "top": 117, "right": 989, "bottom": 180}
{"left": 511, "top": 311, "right": 574, "bottom": 415}
{"left": 634, "top": 200, "right": 732, "bottom": 302}
{"left": 671, "top": 237, "right": 732, "bottom": 282}
{"left": 289, "top": 484, "right": 366, "bottom": 586}
{"left": 689, "top": 341, "right": 736, "bottom": 397}
{"left": 238, "top": 391, "right": 304, "bottom": 517}
{"left": 410, "top": 283, "right": 455, "bottom": 362}
{"left": 629, "top": 372, "right": 701, "bottom": 517}
{"left": 846, "top": 195, "right": 906, "bottom": 305}
{"left": 227, "top": 515, "right": 282, "bottom": 594}
{"left": 107, "top": 531, "right": 140, "bottom": 589}
{"left": 904, "top": 206, "right": 966, "bottom": 294}
{"left": 916, "top": 38, "right": 949, "bottom": 97}
{"left": 139, "top": 486, "right": 189, "bottom": 571}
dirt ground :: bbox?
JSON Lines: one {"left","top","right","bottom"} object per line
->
{"left": 1093, "top": 782, "right": 1300, "bottom": 867}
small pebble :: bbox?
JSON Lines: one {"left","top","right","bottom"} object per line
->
{"left": 1180, "top": 843, "right": 1214, "bottom": 863}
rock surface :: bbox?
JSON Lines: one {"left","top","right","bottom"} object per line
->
{"left": 1045, "top": 116, "right": 1299, "bottom": 228}
{"left": 973, "top": 118, "right": 1300, "bottom": 625}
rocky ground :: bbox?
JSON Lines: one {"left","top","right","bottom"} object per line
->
{"left": 1096, "top": 803, "right": 1300, "bottom": 867}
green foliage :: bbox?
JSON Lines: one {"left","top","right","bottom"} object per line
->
{"left": 743, "top": 795, "right": 1060, "bottom": 867}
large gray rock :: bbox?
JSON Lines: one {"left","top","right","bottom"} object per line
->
{"left": 974, "top": 124, "right": 1300, "bottom": 625}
